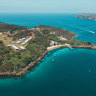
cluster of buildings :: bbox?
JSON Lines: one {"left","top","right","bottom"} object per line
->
{"left": 22, "top": 37, "right": 32, "bottom": 45}
{"left": 0, "top": 28, "right": 36, "bottom": 50}
{"left": 16, "top": 38, "right": 26, "bottom": 44}
{"left": 8, "top": 44, "right": 25, "bottom": 50}
{"left": 5, "top": 30, "right": 19, "bottom": 35}
{"left": 0, "top": 30, "right": 19, "bottom": 40}
{"left": 0, "top": 32, "right": 7, "bottom": 40}
{"left": 50, "top": 31, "right": 56, "bottom": 35}
{"left": 0, "top": 28, "right": 37, "bottom": 50}
{"left": 8, "top": 37, "right": 33, "bottom": 50}
{"left": 27, "top": 27, "right": 40, "bottom": 31}
{"left": 58, "top": 36, "right": 67, "bottom": 41}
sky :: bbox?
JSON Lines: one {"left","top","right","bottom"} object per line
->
{"left": 0, "top": 0, "right": 96, "bottom": 13}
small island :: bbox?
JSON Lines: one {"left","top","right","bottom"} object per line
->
{"left": 75, "top": 13, "right": 96, "bottom": 20}
{"left": 0, "top": 22, "right": 95, "bottom": 76}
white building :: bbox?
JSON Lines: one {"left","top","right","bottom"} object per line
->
{"left": 20, "top": 38, "right": 26, "bottom": 41}
{"left": 22, "top": 43, "right": 26, "bottom": 45}
{"left": 58, "top": 36, "right": 67, "bottom": 41}
{"left": 0, "top": 32, "right": 2, "bottom": 35}
{"left": 28, "top": 37, "right": 32, "bottom": 41}
{"left": 8, "top": 44, "right": 12, "bottom": 47}
{"left": 50, "top": 40, "right": 58, "bottom": 45}
{"left": 22, "top": 38, "right": 26, "bottom": 40}
{"left": 50, "top": 32, "right": 55, "bottom": 35}
{"left": 21, "top": 37, "right": 32, "bottom": 45}
{"left": 20, "top": 46, "right": 26, "bottom": 50}
{"left": 17, "top": 41, "right": 21, "bottom": 44}
{"left": 24, "top": 40, "right": 29, "bottom": 43}
{"left": 12, "top": 45, "right": 19, "bottom": 50}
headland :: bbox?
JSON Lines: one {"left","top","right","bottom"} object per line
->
{"left": 0, "top": 22, "right": 95, "bottom": 77}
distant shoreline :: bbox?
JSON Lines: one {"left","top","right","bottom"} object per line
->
{"left": 75, "top": 13, "right": 96, "bottom": 21}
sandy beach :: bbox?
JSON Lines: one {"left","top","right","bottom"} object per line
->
{"left": 47, "top": 44, "right": 72, "bottom": 51}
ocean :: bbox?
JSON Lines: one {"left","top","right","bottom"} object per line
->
{"left": 0, "top": 13, "right": 96, "bottom": 96}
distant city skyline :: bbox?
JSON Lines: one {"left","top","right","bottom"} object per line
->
{"left": 0, "top": 0, "right": 96, "bottom": 13}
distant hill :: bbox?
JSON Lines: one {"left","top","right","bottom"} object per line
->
{"left": 75, "top": 13, "right": 96, "bottom": 20}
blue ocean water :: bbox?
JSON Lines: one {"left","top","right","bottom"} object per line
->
{"left": 0, "top": 14, "right": 96, "bottom": 96}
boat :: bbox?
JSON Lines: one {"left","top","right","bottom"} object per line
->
{"left": 51, "top": 59, "right": 54, "bottom": 62}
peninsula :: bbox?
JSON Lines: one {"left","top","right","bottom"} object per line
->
{"left": 0, "top": 22, "right": 95, "bottom": 76}
{"left": 75, "top": 13, "right": 96, "bottom": 20}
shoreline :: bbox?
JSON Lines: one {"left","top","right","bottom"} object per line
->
{"left": 0, "top": 50, "right": 48, "bottom": 77}
{"left": 47, "top": 44, "right": 70, "bottom": 51}
{"left": 0, "top": 44, "right": 96, "bottom": 77}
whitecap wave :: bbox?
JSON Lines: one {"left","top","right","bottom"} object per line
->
{"left": 63, "top": 24, "right": 96, "bottom": 34}
{"left": 86, "top": 30, "right": 95, "bottom": 34}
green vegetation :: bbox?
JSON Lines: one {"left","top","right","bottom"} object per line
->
{"left": 0, "top": 22, "right": 28, "bottom": 32}
{"left": 67, "top": 40, "right": 93, "bottom": 47}
{"left": 0, "top": 23, "right": 94, "bottom": 73}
